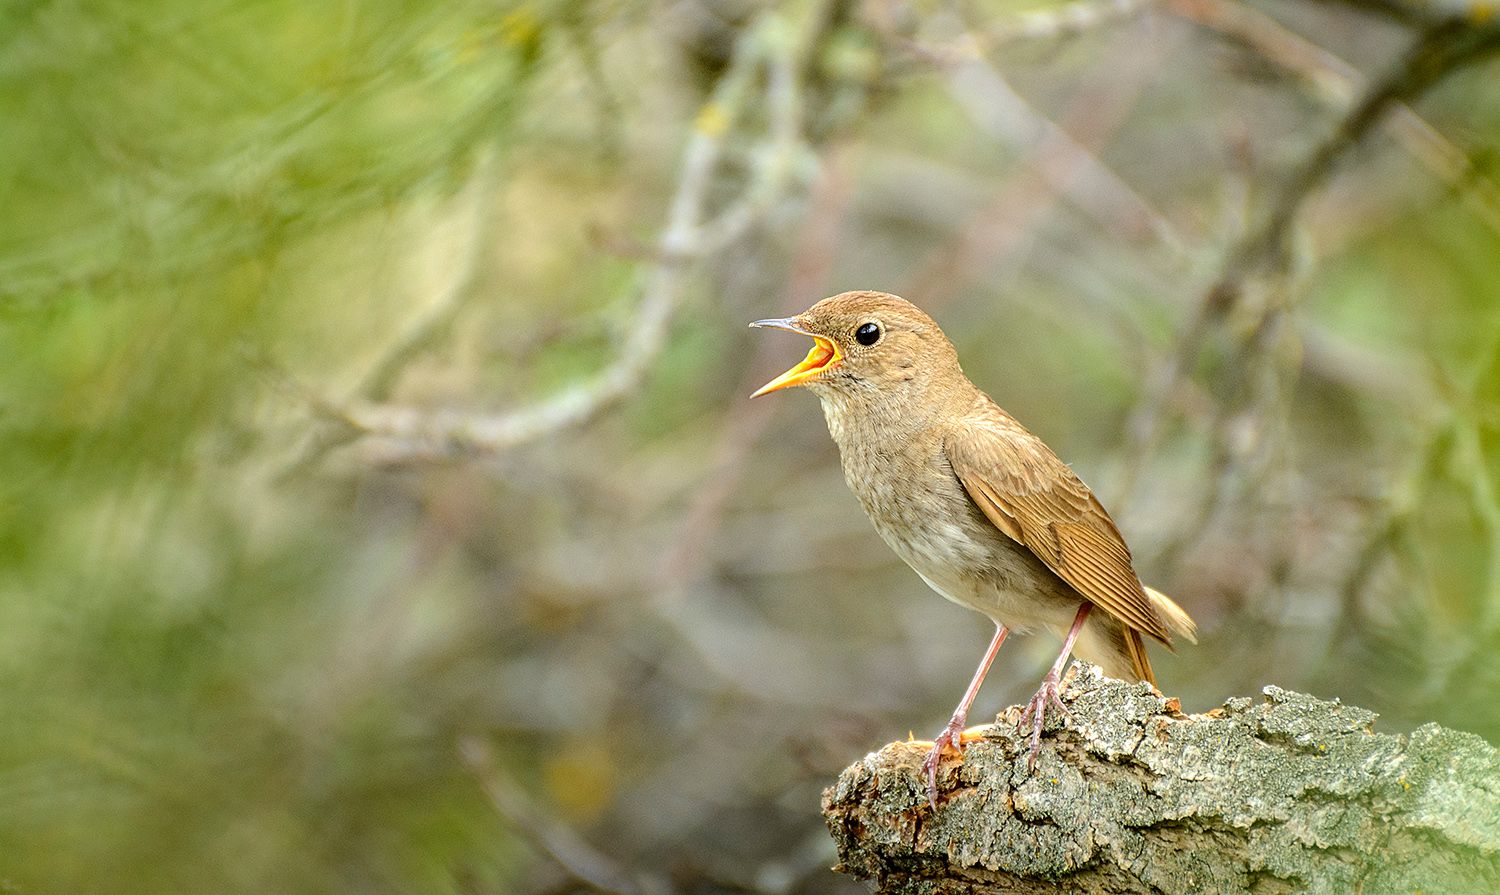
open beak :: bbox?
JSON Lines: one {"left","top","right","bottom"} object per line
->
{"left": 748, "top": 317, "right": 842, "bottom": 398}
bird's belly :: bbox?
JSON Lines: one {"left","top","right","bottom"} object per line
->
{"left": 873, "top": 514, "right": 1078, "bottom": 635}
{"left": 834, "top": 435, "right": 1081, "bottom": 633}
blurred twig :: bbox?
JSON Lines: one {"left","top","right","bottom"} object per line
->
{"left": 1330, "top": 0, "right": 1500, "bottom": 28}
{"left": 898, "top": 19, "right": 1185, "bottom": 307}
{"left": 982, "top": 0, "right": 1157, "bottom": 44}
{"left": 908, "top": 15, "right": 1187, "bottom": 256}
{"left": 873, "top": 0, "right": 1158, "bottom": 54}
{"left": 275, "top": 150, "right": 508, "bottom": 478}
{"left": 660, "top": 148, "right": 852, "bottom": 596}
{"left": 459, "top": 737, "right": 665, "bottom": 895}
{"left": 560, "top": 4, "right": 627, "bottom": 161}
{"left": 1167, "top": 0, "right": 1500, "bottom": 233}
{"left": 1119, "top": 13, "right": 1500, "bottom": 516}
{"left": 645, "top": 5, "right": 885, "bottom": 709}
{"left": 356, "top": 149, "right": 504, "bottom": 403}
{"left": 1328, "top": 334, "right": 1500, "bottom": 703}
{"left": 325, "top": 17, "right": 801, "bottom": 465}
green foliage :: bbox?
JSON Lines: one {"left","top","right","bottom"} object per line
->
{"left": 0, "top": 2, "right": 543, "bottom": 891}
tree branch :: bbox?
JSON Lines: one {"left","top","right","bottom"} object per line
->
{"left": 824, "top": 664, "right": 1500, "bottom": 894}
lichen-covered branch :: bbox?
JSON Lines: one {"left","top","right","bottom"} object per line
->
{"left": 823, "top": 665, "right": 1500, "bottom": 894}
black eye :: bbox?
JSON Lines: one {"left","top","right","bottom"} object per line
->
{"left": 855, "top": 322, "right": 881, "bottom": 346}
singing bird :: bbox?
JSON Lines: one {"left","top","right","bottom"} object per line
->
{"left": 749, "top": 291, "right": 1195, "bottom": 804}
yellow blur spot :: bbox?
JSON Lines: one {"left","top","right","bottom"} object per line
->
{"left": 542, "top": 739, "right": 616, "bottom": 823}
{"left": 696, "top": 103, "right": 729, "bottom": 137}
{"left": 501, "top": 6, "right": 541, "bottom": 47}
{"left": 1473, "top": 4, "right": 1495, "bottom": 25}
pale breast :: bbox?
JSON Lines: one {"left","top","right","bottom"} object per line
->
{"left": 833, "top": 423, "right": 1081, "bottom": 633}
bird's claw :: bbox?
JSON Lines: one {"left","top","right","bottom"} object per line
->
{"left": 1019, "top": 670, "right": 1071, "bottom": 769}
{"left": 921, "top": 714, "right": 968, "bottom": 808}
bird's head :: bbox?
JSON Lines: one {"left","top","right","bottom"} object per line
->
{"left": 749, "top": 291, "right": 963, "bottom": 410}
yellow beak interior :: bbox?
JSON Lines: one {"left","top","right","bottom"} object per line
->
{"left": 751, "top": 336, "right": 841, "bottom": 397}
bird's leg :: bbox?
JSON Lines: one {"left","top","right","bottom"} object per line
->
{"left": 1020, "top": 603, "right": 1091, "bottom": 768}
{"left": 922, "top": 623, "right": 1009, "bottom": 807}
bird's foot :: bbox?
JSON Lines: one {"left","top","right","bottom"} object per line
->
{"left": 921, "top": 713, "right": 968, "bottom": 808}
{"left": 1019, "top": 669, "right": 1071, "bottom": 769}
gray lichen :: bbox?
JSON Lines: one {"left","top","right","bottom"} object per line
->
{"left": 822, "top": 664, "right": 1500, "bottom": 894}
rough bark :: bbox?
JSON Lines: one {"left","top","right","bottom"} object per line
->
{"left": 822, "top": 664, "right": 1500, "bottom": 894}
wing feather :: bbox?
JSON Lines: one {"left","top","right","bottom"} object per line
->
{"left": 945, "top": 408, "right": 1172, "bottom": 645}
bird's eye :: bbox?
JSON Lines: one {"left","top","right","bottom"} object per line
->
{"left": 854, "top": 322, "right": 881, "bottom": 346}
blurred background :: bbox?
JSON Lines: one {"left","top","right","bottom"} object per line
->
{"left": 4, "top": 0, "right": 1500, "bottom": 891}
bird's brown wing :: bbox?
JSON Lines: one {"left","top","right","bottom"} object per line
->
{"left": 944, "top": 411, "right": 1171, "bottom": 645}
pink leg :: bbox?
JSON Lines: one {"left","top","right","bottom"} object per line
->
{"left": 1020, "top": 603, "right": 1092, "bottom": 768}
{"left": 922, "top": 623, "right": 1009, "bottom": 807}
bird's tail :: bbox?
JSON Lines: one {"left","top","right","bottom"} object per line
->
{"left": 1126, "top": 587, "right": 1198, "bottom": 687}
{"left": 1145, "top": 585, "right": 1198, "bottom": 644}
{"left": 1124, "top": 628, "right": 1156, "bottom": 687}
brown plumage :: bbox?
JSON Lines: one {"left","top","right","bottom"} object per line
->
{"left": 750, "top": 291, "right": 1196, "bottom": 804}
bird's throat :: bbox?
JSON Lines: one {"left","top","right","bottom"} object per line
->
{"left": 817, "top": 375, "right": 976, "bottom": 456}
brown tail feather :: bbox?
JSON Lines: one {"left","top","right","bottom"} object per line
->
{"left": 1124, "top": 628, "right": 1157, "bottom": 686}
{"left": 1144, "top": 585, "right": 1198, "bottom": 645}
{"left": 1124, "top": 586, "right": 1193, "bottom": 687}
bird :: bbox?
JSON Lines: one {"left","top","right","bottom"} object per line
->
{"left": 748, "top": 291, "right": 1196, "bottom": 806}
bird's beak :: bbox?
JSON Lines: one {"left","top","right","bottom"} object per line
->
{"left": 748, "top": 318, "right": 842, "bottom": 398}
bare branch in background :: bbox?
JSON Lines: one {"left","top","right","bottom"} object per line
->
{"left": 1167, "top": 0, "right": 1500, "bottom": 233}
{"left": 984, "top": 0, "right": 1157, "bottom": 44}
{"left": 273, "top": 150, "right": 508, "bottom": 478}
{"left": 358, "top": 149, "right": 505, "bottom": 404}
{"left": 877, "top": 0, "right": 1159, "bottom": 53}
{"left": 1119, "top": 14, "right": 1500, "bottom": 517}
{"left": 657, "top": 150, "right": 852, "bottom": 595}
{"left": 314, "top": 16, "right": 808, "bottom": 465}
{"left": 1330, "top": 0, "right": 1500, "bottom": 28}
{"left": 460, "top": 737, "right": 665, "bottom": 895}
{"left": 894, "top": 17, "right": 1186, "bottom": 310}
{"left": 911, "top": 14, "right": 1187, "bottom": 257}
{"left": 653, "top": 145, "right": 853, "bottom": 663}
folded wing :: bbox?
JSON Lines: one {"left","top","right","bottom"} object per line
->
{"left": 944, "top": 409, "right": 1172, "bottom": 646}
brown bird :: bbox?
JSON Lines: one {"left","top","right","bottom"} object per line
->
{"left": 750, "top": 291, "right": 1195, "bottom": 805}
